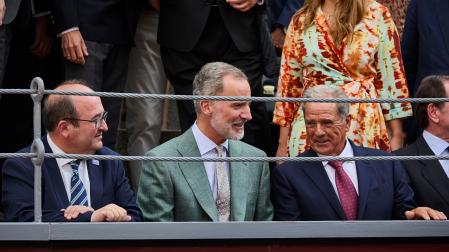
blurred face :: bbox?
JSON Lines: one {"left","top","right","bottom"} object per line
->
{"left": 304, "top": 102, "right": 350, "bottom": 156}
{"left": 207, "top": 75, "right": 252, "bottom": 143}
{"left": 68, "top": 95, "right": 108, "bottom": 154}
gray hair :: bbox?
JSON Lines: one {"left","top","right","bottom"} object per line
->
{"left": 192, "top": 62, "right": 248, "bottom": 112}
{"left": 301, "top": 85, "right": 350, "bottom": 119}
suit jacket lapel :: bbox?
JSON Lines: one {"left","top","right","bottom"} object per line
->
{"left": 352, "top": 144, "right": 373, "bottom": 220}
{"left": 87, "top": 158, "right": 103, "bottom": 209}
{"left": 228, "top": 141, "right": 248, "bottom": 221}
{"left": 436, "top": 1, "right": 449, "bottom": 55}
{"left": 43, "top": 136, "right": 70, "bottom": 207}
{"left": 416, "top": 137, "right": 449, "bottom": 206}
{"left": 177, "top": 129, "right": 218, "bottom": 221}
{"left": 302, "top": 150, "right": 346, "bottom": 219}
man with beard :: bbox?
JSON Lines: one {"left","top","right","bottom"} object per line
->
{"left": 137, "top": 62, "right": 273, "bottom": 222}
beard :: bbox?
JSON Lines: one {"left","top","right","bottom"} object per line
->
{"left": 210, "top": 115, "right": 246, "bottom": 141}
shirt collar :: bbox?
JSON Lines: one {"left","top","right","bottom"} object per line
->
{"left": 192, "top": 122, "right": 229, "bottom": 155}
{"left": 317, "top": 138, "right": 354, "bottom": 165}
{"left": 46, "top": 134, "right": 77, "bottom": 167}
{"left": 423, "top": 130, "right": 449, "bottom": 155}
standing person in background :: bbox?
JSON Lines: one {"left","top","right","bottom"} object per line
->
{"left": 124, "top": 0, "right": 167, "bottom": 193}
{"left": 401, "top": 0, "right": 449, "bottom": 143}
{"left": 273, "top": 0, "right": 411, "bottom": 158}
{"left": 51, "top": 0, "right": 139, "bottom": 150}
{"left": 158, "top": 0, "right": 274, "bottom": 157}
{"left": 269, "top": 0, "right": 304, "bottom": 52}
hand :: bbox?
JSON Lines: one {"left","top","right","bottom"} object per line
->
{"left": 61, "top": 30, "right": 88, "bottom": 64}
{"left": 226, "top": 0, "right": 258, "bottom": 12}
{"left": 405, "top": 207, "right": 447, "bottom": 220}
{"left": 389, "top": 133, "right": 405, "bottom": 151}
{"left": 63, "top": 205, "right": 94, "bottom": 220}
{"left": 271, "top": 27, "right": 285, "bottom": 49}
{"left": 275, "top": 143, "right": 288, "bottom": 165}
{"left": 0, "top": 0, "right": 5, "bottom": 26}
{"left": 30, "top": 16, "right": 53, "bottom": 58}
{"left": 91, "top": 203, "right": 132, "bottom": 222}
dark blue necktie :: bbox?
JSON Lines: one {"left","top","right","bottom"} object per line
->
{"left": 70, "top": 160, "right": 89, "bottom": 206}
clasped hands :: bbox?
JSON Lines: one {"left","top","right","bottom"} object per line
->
{"left": 62, "top": 203, "right": 131, "bottom": 222}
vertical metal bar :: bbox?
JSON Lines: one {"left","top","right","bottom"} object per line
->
{"left": 30, "top": 77, "right": 45, "bottom": 222}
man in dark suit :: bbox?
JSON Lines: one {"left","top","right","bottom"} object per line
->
{"left": 51, "top": 0, "right": 139, "bottom": 149}
{"left": 401, "top": 0, "right": 449, "bottom": 143}
{"left": 0, "top": 0, "right": 52, "bottom": 87}
{"left": 1, "top": 80, "right": 142, "bottom": 222}
{"left": 272, "top": 85, "right": 446, "bottom": 221}
{"left": 158, "top": 0, "right": 273, "bottom": 158}
{"left": 268, "top": 0, "right": 303, "bottom": 50}
{"left": 396, "top": 75, "right": 449, "bottom": 216}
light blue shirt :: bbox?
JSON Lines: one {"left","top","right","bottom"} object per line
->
{"left": 191, "top": 122, "right": 229, "bottom": 200}
{"left": 422, "top": 130, "right": 449, "bottom": 178}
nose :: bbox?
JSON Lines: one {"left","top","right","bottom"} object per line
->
{"left": 98, "top": 119, "right": 108, "bottom": 132}
{"left": 314, "top": 123, "right": 325, "bottom": 136}
{"left": 241, "top": 103, "right": 252, "bottom": 121}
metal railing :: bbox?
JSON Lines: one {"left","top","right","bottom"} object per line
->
{"left": 1, "top": 77, "right": 449, "bottom": 222}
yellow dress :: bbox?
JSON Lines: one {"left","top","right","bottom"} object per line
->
{"left": 273, "top": 1, "right": 412, "bottom": 156}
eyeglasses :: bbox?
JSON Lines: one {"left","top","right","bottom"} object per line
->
{"left": 64, "top": 111, "right": 108, "bottom": 129}
{"left": 304, "top": 118, "right": 345, "bottom": 130}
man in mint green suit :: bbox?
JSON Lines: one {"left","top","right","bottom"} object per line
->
{"left": 137, "top": 62, "right": 273, "bottom": 221}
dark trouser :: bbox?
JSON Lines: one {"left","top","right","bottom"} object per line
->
{"left": 161, "top": 8, "right": 273, "bottom": 155}
{"left": 64, "top": 41, "right": 130, "bottom": 150}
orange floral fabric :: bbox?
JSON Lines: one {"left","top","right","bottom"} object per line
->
{"left": 273, "top": 0, "right": 412, "bottom": 156}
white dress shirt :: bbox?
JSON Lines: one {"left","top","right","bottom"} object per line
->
{"left": 191, "top": 122, "right": 229, "bottom": 200}
{"left": 423, "top": 130, "right": 449, "bottom": 178}
{"left": 47, "top": 135, "right": 92, "bottom": 207}
{"left": 319, "top": 139, "right": 359, "bottom": 198}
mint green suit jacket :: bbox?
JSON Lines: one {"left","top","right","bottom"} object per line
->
{"left": 137, "top": 128, "right": 273, "bottom": 221}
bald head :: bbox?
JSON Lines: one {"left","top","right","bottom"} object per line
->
{"left": 43, "top": 80, "right": 95, "bottom": 132}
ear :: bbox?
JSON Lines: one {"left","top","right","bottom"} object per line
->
{"left": 56, "top": 120, "right": 72, "bottom": 138}
{"left": 344, "top": 115, "right": 351, "bottom": 132}
{"left": 200, "top": 100, "right": 213, "bottom": 116}
{"left": 427, "top": 103, "right": 440, "bottom": 124}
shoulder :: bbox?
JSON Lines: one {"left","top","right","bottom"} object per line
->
{"left": 367, "top": 0, "right": 392, "bottom": 20}
{"left": 146, "top": 134, "right": 184, "bottom": 157}
{"left": 230, "top": 140, "right": 266, "bottom": 157}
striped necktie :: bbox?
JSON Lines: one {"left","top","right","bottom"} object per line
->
{"left": 69, "top": 160, "right": 89, "bottom": 206}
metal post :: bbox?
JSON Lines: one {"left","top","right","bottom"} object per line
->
{"left": 30, "top": 77, "right": 45, "bottom": 222}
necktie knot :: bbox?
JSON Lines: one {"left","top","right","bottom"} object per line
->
{"left": 328, "top": 160, "right": 344, "bottom": 170}
{"left": 215, "top": 145, "right": 224, "bottom": 157}
{"left": 69, "top": 160, "right": 81, "bottom": 173}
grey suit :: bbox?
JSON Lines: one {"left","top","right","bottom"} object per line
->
{"left": 137, "top": 128, "right": 273, "bottom": 222}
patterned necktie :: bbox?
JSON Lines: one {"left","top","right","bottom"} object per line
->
{"left": 328, "top": 160, "right": 358, "bottom": 220}
{"left": 70, "top": 160, "right": 89, "bottom": 206}
{"left": 215, "top": 145, "right": 230, "bottom": 222}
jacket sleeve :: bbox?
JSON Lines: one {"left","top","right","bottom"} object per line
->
{"left": 254, "top": 159, "right": 274, "bottom": 221}
{"left": 111, "top": 159, "right": 143, "bottom": 222}
{"left": 137, "top": 151, "right": 175, "bottom": 222}
{"left": 1, "top": 156, "right": 80, "bottom": 222}
{"left": 50, "top": 0, "right": 79, "bottom": 34}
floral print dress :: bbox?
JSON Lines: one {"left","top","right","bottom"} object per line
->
{"left": 273, "top": 0, "right": 412, "bottom": 156}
